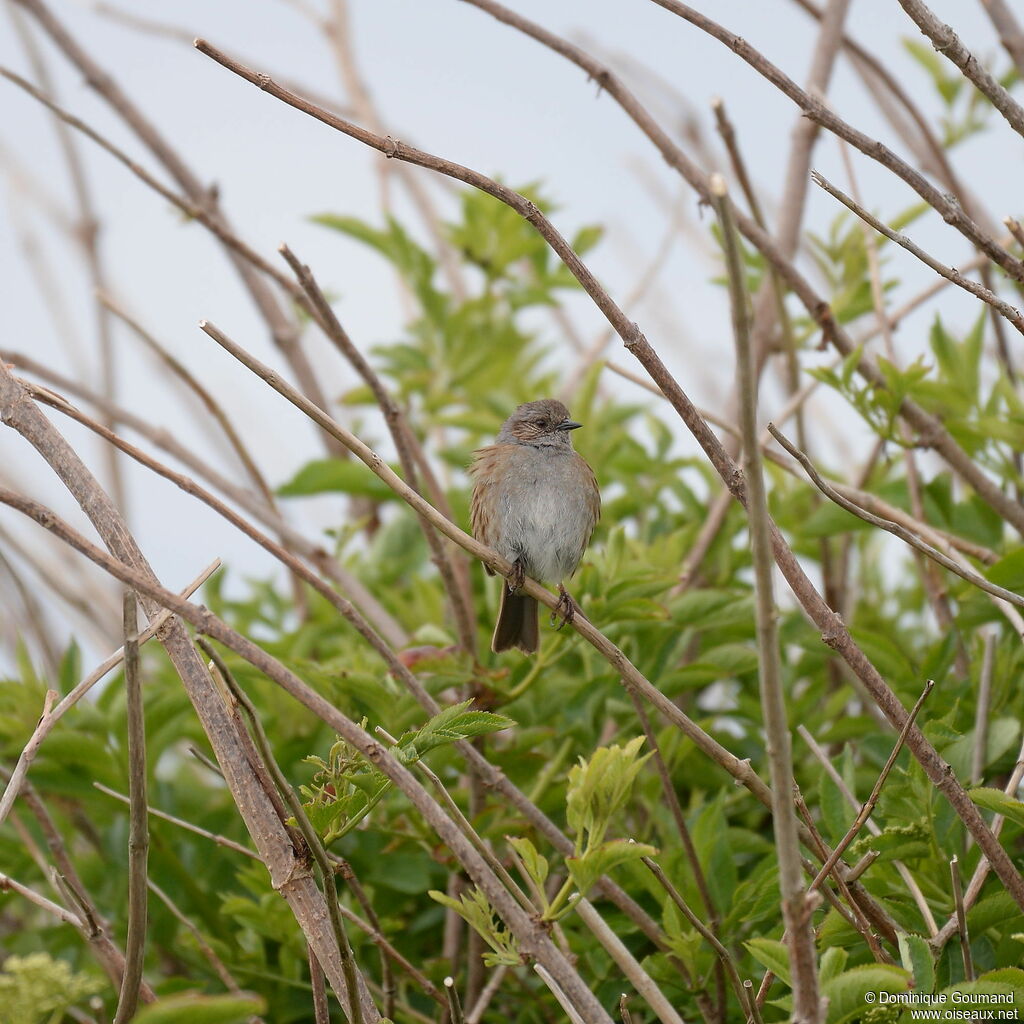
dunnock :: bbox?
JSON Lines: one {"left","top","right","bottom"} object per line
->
{"left": 469, "top": 399, "right": 600, "bottom": 654}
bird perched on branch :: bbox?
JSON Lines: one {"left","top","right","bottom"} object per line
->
{"left": 469, "top": 399, "right": 600, "bottom": 654}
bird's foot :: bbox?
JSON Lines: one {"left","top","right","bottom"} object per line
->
{"left": 507, "top": 558, "right": 525, "bottom": 594}
{"left": 551, "top": 584, "right": 580, "bottom": 630}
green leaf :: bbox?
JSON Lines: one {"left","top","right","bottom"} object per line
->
{"left": 566, "top": 839, "right": 657, "bottom": 896}
{"left": 134, "top": 994, "right": 266, "bottom": 1024}
{"left": 399, "top": 699, "right": 514, "bottom": 757}
{"left": 966, "top": 891, "right": 1024, "bottom": 935}
{"left": 745, "top": 938, "right": 791, "bottom": 986}
{"left": 819, "top": 946, "right": 848, "bottom": 985}
{"left": 898, "top": 932, "right": 935, "bottom": 993}
{"left": 566, "top": 736, "right": 649, "bottom": 849}
{"left": 821, "top": 964, "right": 911, "bottom": 1023}
{"left": 969, "top": 787, "right": 1024, "bottom": 828}
{"left": 507, "top": 836, "right": 549, "bottom": 888}
{"left": 938, "top": 969, "right": 1024, "bottom": 1016}
{"left": 571, "top": 224, "right": 604, "bottom": 256}
{"left": 428, "top": 887, "right": 520, "bottom": 966}
{"left": 985, "top": 547, "right": 1024, "bottom": 591}
{"left": 277, "top": 458, "right": 398, "bottom": 500}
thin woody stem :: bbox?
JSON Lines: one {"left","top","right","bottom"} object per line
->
{"left": 0, "top": 560, "right": 221, "bottom": 827}
{"left": 710, "top": 174, "right": 821, "bottom": 1023}
{"left": 112, "top": 591, "right": 149, "bottom": 1024}
{"left": 200, "top": 640, "right": 364, "bottom": 1024}
{"left": 768, "top": 425, "right": 1024, "bottom": 610}
{"left": 812, "top": 171, "right": 1024, "bottom": 337}
{"left": 808, "top": 681, "right": 934, "bottom": 893}
{"left": 0, "top": 487, "right": 613, "bottom": 1024}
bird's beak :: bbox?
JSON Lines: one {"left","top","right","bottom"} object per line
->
{"left": 557, "top": 419, "right": 583, "bottom": 431}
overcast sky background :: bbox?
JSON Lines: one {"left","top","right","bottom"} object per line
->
{"left": 1, "top": 0, "right": 1020, "bottom": 671}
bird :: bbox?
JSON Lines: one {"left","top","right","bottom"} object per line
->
{"left": 469, "top": 398, "right": 600, "bottom": 654}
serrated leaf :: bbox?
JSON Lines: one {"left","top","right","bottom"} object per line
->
{"left": 566, "top": 839, "right": 657, "bottom": 896}
{"left": 402, "top": 699, "right": 514, "bottom": 757}
{"left": 566, "top": 736, "right": 649, "bottom": 848}
{"left": 508, "top": 836, "right": 548, "bottom": 888}
{"left": 822, "top": 964, "right": 911, "bottom": 1023}
{"left": 969, "top": 787, "right": 1024, "bottom": 828}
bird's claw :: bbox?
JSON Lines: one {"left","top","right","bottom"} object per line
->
{"left": 507, "top": 559, "right": 525, "bottom": 593}
{"left": 551, "top": 584, "right": 579, "bottom": 630}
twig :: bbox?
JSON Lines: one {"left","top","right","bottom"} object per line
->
{"left": 113, "top": 591, "right": 149, "bottom": 1024}
{"left": 444, "top": 977, "right": 465, "bottom": 1024}
{"left": 710, "top": 174, "right": 821, "bottom": 1021}
{"left": 98, "top": 293, "right": 279, "bottom": 509}
{"left": 950, "top": 856, "right": 974, "bottom": 981}
{"left": 139, "top": 784, "right": 440, "bottom": 1007}
{"left": 834, "top": 145, "right": 968, "bottom": 673}
{"left": 201, "top": 640, "right": 365, "bottom": 1024}
{"left": 465, "top": 966, "right": 507, "bottom": 1024}
{"left": 11, "top": 0, "right": 338, "bottom": 436}
{"left": 279, "top": 244, "right": 476, "bottom": 655}
{"left": 897, "top": 0, "right": 1024, "bottom": 139}
{"left": 646, "top": 0, "right": 1024, "bottom": 282}
{"left": 0, "top": 66, "right": 301, "bottom": 302}
{"left": 373, "top": 726, "right": 535, "bottom": 918}
{"left": 93, "top": 783, "right": 259, "bottom": 858}
{"left": 147, "top": 880, "right": 255, "bottom": 1006}
{"left": 812, "top": 171, "right": 1024, "bottom": 337}
{"left": 980, "top": 0, "right": 1024, "bottom": 78}
{"left": 642, "top": 857, "right": 756, "bottom": 1023}
{"left": 89, "top": 2, "right": 354, "bottom": 114}
{"left": 533, "top": 964, "right": 587, "bottom": 1024}
{"left": 768, "top": 424, "right": 1024, "bottom": 610}
{"left": 1006, "top": 216, "right": 1024, "bottom": 251}
{"left": 0, "top": 490, "right": 612, "bottom": 1024}
{"left": 309, "top": 946, "right": 331, "bottom": 1024}
{"left": 6, "top": 3, "right": 125, "bottom": 511}
{"left": 797, "top": 726, "right": 938, "bottom": 935}
{"left": 0, "top": 871, "right": 85, "bottom": 928}
{"left": 0, "top": 559, "right": 221, "bottom": 826}
{"left": 1, "top": 353, "right": 405, "bottom": 646}
{"left": 625, "top": 686, "right": 726, "bottom": 1018}
{"left": 808, "top": 681, "right": 934, "bottom": 893}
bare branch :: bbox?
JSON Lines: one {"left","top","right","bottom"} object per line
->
{"left": 897, "top": 0, "right": 1024, "bottom": 139}
{"left": 768, "top": 424, "right": 1024, "bottom": 610}
{"left": 813, "top": 171, "right": 1024, "bottom": 337}
{"left": 711, "top": 175, "right": 822, "bottom": 1023}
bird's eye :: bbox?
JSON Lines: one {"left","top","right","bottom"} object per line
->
{"left": 533, "top": 418, "right": 548, "bottom": 428}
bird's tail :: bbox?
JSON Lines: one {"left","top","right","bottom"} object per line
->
{"left": 492, "top": 588, "right": 539, "bottom": 654}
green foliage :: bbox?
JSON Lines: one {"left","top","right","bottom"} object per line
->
{"left": 903, "top": 38, "right": 1019, "bottom": 146}
{"left": 6, "top": 169, "right": 1024, "bottom": 1024}
{"left": 427, "top": 887, "right": 521, "bottom": 967}
{"left": 301, "top": 701, "right": 513, "bottom": 844}
{"left": 133, "top": 993, "right": 266, "bottom": 1024}
{"left": 0, "top": 953, "right": 103, "bottom": 1024}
